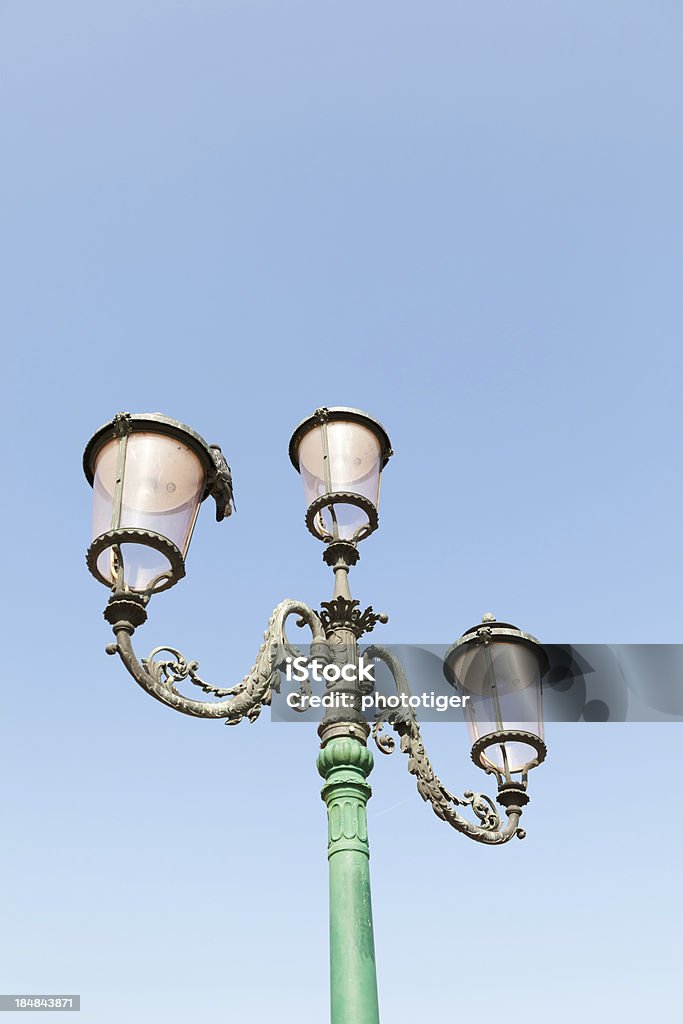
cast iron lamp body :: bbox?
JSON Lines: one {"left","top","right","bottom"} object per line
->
{"left": 84, "top": 407, "right": 548, "bottom": 1024}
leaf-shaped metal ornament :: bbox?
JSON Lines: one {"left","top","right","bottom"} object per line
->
{"left": 208, "top": 445, "right": 235, "bottom": 522}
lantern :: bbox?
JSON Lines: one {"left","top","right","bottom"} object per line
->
{"left": 84, "top": 412, "right": 232, "bottom": 595}
{"left": 289, "top": 407, "right": 393, "bottom": 543}
{"left": 444, "top": 614, "right": 548, "bottom": 780}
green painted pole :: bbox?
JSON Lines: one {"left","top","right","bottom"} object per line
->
{"left": 317, "top": 736, "right": 380, "bottom": 1024}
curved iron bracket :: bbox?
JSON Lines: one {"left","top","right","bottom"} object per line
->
{"left": 104, "top": 594, "right": 329, "bottom": 726}
{"left": 364, "top": 644, "right": 528, "bottom": 844}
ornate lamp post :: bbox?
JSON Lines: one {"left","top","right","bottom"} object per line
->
{"left": 84, "top": 406, "right": 548, "bottom": 1024}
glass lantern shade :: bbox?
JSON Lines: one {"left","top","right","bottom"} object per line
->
{"left": 84, "top": 414, "right": 217, "bottom": 594}
{"left": 444, "top": 620, "right": 548, "bottom": 777}
{"left": 289, "top": 408, "right": 392, "bottom": 542}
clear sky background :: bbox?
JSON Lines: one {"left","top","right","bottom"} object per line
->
{"left": 1, "top": 2, "right": 682, "bottom": 1022}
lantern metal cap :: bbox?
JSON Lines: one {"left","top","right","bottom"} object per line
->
{"left": 288, "top": 406, "right": 393, "bottom": 472}
{"left": 443, "top": 613, "right": 549, "bottom": 686}
{"left": 83, "top": 412, "right": 234, "bottom": 522}
{"left": 83, "top": 412, "right": 215, "bottom": 485}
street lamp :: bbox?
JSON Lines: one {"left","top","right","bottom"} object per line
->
{"left": 83, "top": 412, "right": 234, "bottom": 595}
{"left": 288, "top": 406, "right": 392, "bottom": 543}
{"left": 84, "top": 406, "right": 548, "bottom": 1024}
{"left": 443, "top": 615, "right": 547, "bottom": 821}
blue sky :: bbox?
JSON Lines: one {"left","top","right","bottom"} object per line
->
{"left": 2, "top": 3, "right": 682, "bottom": 1021}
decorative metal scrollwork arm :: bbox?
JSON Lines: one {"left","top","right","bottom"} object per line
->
{"left": 105, "top": 597, "right": 328, "bottom": 726}
{"left": 364, "top": 645, "right": 526, "bottom": 844}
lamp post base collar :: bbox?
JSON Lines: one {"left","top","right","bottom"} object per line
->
{"left": 103, "top": 593, "right": 148, "bottom": 633}
{"left": 323, "top": 540, "right": 360, "bottom": 568}
{"left": 317, "top": 735, "right": 374, "bottom": 778}
{"left": 319, "top": 598, "right": 388, "bottom": 639}
{"left": 318, "top": 720, "right": 371, "bottom": 747}
{"left": 496, "top": 782, "right": 530, "bottom": 809}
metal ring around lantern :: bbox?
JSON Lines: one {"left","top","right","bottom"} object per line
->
{"left": 305, "top": 492, "right": 379, "bottom": 543}
{"left": 470, "top": 729, "right": 547, "bottom": 775}
{"left": 86, "top": 528, "right": 186, "bottom": 594}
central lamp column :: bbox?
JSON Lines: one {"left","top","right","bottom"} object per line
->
{"left": 316, "top": 543, "right": 380, "bottom": 1024}
{"left": 288, "top": 407, "right": 392, "bottom": 1024}
{"left": 317, "top": 737, "right": 379, "bottom": 1024}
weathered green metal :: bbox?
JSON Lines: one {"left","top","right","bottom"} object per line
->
{"left": 318, "top": 737, "right": 380, "bottom": 1024}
